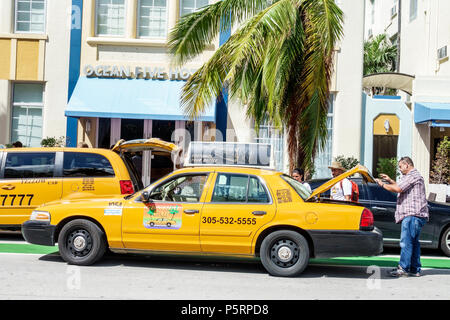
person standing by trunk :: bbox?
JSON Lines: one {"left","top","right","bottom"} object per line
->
{"left": 375, "top": 156, "right": 429, "bottom": 277}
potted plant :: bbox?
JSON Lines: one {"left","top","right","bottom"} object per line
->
{"left": 429, "top": 136, "right": 450, "bottom": 203}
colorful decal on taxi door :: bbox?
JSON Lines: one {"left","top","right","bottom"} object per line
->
{"left": 143, "top": 203, "right": 182, "bottom": 229}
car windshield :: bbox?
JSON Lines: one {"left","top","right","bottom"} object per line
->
{"left": 281, "top": 174, "right": 312, "bottom": 200}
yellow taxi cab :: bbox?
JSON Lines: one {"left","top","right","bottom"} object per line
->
{"left": 22, "top": 164, "right": 382, "bottom": 277}
{"left": 0, "top": 138, "right": 176, "bottom": 229}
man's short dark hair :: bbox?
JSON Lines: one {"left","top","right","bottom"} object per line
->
{"left": 12, "top": 141, "right": 22, "bottom": 147}
{"left": 399, "top": 156, "right": 414, "bottom": 167}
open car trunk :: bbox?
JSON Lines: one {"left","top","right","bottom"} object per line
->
{"left": 112, "top": 138, "right": 178, "bottom": 192}
{"left": 306, "top": 165, "right": 376, "bottom": 202}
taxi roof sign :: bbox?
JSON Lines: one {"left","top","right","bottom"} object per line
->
{"left": 184, "top": 141, "right": 274, "bottom": 169}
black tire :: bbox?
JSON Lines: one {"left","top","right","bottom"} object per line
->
{"left": 260, "top": 230, "right": 310, "bottom": 277}
{"left": 167, "top": 222, "right": 172, "bottom": 227}
{"left": 57, "top": 219, "right": 107, "bottom": 266}
{"left": 440, "top": 226, "right": 450, "bottom": 257}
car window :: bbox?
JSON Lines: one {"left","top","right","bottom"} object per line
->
{"left": 281, "top": 175, "right": 311, "bottom": 200}
{"left": 356, "top": 181, "right": 369, "bottom": 201}
{"left": 247, "top": 176, "right": 270, "bottom": 203}
{"left": 149, "top": 174, "right": 207, "bottom": 202}
{"left": 63, "top": 152, "right": 115, "bottom": 177}
{"left": 211, "top": 173, "right": 249, "bottom": 203}
{"left": 368, "top": 183, "right": 397, "bottom": 202}
{"left": 4, "top": 152, "right": 56, "bottom": 178}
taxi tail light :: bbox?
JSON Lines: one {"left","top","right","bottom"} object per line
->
{"left": 120, "top": 180, "right": 134, "bottom": 194}
{"left": 360, "top": 208, "right": 374, "bottom": 231}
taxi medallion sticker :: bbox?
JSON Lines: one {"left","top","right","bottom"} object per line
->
{"left": 276, "top": 189, "right": 292, "bottom": 203}
{"left": 144, "top": 203, "right": 182, "bottom": 229}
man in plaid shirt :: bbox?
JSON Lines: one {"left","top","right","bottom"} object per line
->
{"left": 375, "top": 156, "right": 429, "bottom": 277}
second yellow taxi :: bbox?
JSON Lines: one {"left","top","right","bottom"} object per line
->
{"left": 22, "top": 165, "right": 383, "bottom": 277}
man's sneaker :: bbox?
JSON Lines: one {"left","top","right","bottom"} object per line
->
{"left": 408, "top": 271, "right": 421, "bottom": 277}
{"left": 389, "top": 266, "right": 408, "bottom": 277}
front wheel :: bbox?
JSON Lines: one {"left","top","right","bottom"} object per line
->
{"left": 440, "top": 226, "right": 450, "bottom": 257}
{"left": 57, "top": 219, "right": 107, "bottom": 265}
{"left": 260, "top": 230, "right": 310, "bottom": 277}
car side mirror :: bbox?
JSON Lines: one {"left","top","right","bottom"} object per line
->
{"left": 141, "top": 191, "right": 151, "bottom": 203}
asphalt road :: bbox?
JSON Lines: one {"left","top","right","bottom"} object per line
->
{"left": 1, "top": 246, "right": 450, "bottom": 300}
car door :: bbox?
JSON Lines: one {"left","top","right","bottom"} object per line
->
{"left": 200, "top": 172, "right": 276, "bottom": 255}
{"left": 0, "top": 151, "right": 62, "bottom": 226}
{"left": 121, "top": 173, "right": 211, "bottom": 252}
{"left": 367, "top": 183, "right": 435, "bottom": 246}
{"left": 366, "top": 183, "right": 399, "bottom": 242}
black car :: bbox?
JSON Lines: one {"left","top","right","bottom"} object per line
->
{"left": 308, "top": 178, "right": 450, "bottom": 256}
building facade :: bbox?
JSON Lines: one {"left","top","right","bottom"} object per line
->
{"left": 0, "top": 0, "right": 368, "bottom": 183}
{"left": 0, "top": 0, "right": 71, "bottom": 147}
{"left": 364, "top": 0, "right": 450, "bottom": 198}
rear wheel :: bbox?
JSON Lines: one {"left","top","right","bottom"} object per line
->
{"left": 57, "top": 219, "right": 106, "bottom": 265}
{"left": 260, "top": 230, "right": 310, "bottom": 277}
{"left": 440, "top": 226, "right": 450, "bottom": 257}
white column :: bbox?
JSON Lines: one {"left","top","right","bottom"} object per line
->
{"left": 142, "top": 119, "right": 153, "bottom": 186}
{"left": 110, "top": 118, "right": 121, "bottom": 146}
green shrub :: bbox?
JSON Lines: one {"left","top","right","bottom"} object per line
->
{"left": 334, "top": 155, "right": 359, "bottom": 170}
{"left": 430, "top": 136, "right": 450, "bottom": 184}
{"left": 376, "top": 157, "right": 399, "bottom": 181}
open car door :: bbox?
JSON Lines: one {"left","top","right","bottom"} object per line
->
{"left": 306, "top": 165, "right": 375, "bottom": 201}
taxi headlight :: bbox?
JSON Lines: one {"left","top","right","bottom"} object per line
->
{"left": 30, "top": 211, "right": 51, "bottom": 222}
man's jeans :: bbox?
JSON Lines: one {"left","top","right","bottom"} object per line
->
{"left": 399, "top": 216, "right": 427, "bottom": 273}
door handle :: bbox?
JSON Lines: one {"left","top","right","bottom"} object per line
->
{"left": 252, "top": 211, "right": 266, "bottom": 216}
{"left": 372, "top": 206, "right": 388, "bottom": 211}
{"left": 184, "top": 209, "right": 199, "bottom": 214}
{"left": 1, "top": 184, "right": 15, "bottom": 191}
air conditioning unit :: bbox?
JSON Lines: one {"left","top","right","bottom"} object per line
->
{"left": 390, "top": 4, "right": 397, "bottom": 18}
{"left": 437, "top": 46, "right": 448, "bottom": 60}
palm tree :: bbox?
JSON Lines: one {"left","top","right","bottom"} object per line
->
{"left": 168, "top": 0, "right": 344, "bottom": 172}
{"left": 364, "top": 33, "right": 398, "bottom": 75}
{"left": 363, "top": 33, "right": 398, "bottom": 95}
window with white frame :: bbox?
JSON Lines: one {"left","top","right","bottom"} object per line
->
{"left": 138, "top": 0, "right": 168, "bottom": 38}
{"left": 255, "top": 122, "right": 284, "bottom": 172}
{"left": 180, "top": 0, "right": 208, "bottom": 16}
{"left": 15, "top": 0, "right": 46, "bottom": 33}
{"left": 11, "top": 83, "right": 44, "bottom": 148}
{"left": 96, "top": 0, "right": 126, "bottom": 36}
{"left": 312, "top": 95, "right": 334, "bottom": 179}
{"left": 409, "top": 0, "right": 417, "bottom": 22}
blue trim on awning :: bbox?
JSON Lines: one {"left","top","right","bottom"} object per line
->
{"left": 65, "top": 77, "right": 216, "bottom": 122}
{"left": 414, "top": 102, "right": 450, "bottom": 123}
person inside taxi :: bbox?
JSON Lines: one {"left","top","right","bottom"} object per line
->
{"left": 292, "top": 168, "right": 312, "bottom": 193}
{"left": 328, "top": 161, "right": 352, "bottom": 201}
{"left": 12, "top": 141, "right": 23, "bottom": 148}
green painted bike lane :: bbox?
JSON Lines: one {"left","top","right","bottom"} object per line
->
{"left": 1, "top": 242, "right": 450, "bottom": 269}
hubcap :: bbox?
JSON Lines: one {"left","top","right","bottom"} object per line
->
{"left": 73, "top": 236, "right": 86, "bottom": 251}
{"left": 270, "top": 239, "right": 300, "bottom": 268}
{"left": 277, "top": 246, "right": 292, "bottom": 262}
{"left": 67, "top": 229, "right": 93, "bottom": 258}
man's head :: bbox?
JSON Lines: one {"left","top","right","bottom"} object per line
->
{"left": 292, "top": 168, "right": 305, "bottom": 182}
{"left": 398, "top": 156, "right": 414, "bottom": 175}
{"left": 328, "top": 161, "right": 346, "bottom": 178}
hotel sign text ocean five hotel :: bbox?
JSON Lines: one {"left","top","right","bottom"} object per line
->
{"left": 83, "top": 64, "right": 196, "bottom": 81}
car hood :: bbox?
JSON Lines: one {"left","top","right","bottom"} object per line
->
{"left": 306, "top": 165, "right": 375, "bottom": 201}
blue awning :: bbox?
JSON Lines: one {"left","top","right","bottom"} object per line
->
{"left": 65, "top": 77, "right": 216, "bottom": 121}
{"left": 414, "top": 102, "right": 450, "bottom": 125}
